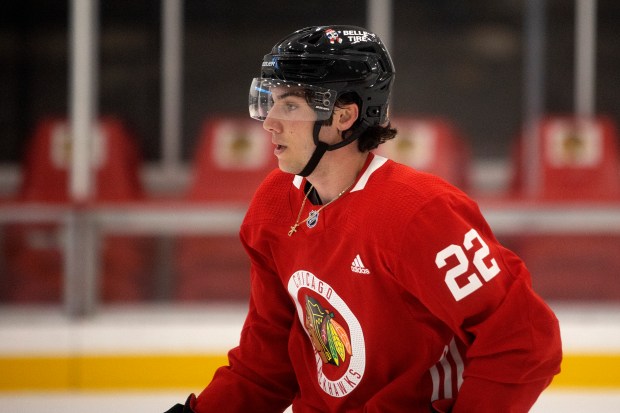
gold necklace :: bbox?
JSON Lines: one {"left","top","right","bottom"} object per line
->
{"left": 288, "top": 182, "right": 354, "bottom": 237}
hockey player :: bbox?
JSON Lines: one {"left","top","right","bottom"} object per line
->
{"left": 166, "top": 25, "right": 562, "bottom": 413}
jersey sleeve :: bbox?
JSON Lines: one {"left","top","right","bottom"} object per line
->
{"left": 192, "top": 228, "right": 298, "bottom": 413}
{"left": 395, "top": 192, "right": 562, "bottom": 412}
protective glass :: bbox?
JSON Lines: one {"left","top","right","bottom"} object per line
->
{"left": 249, "top": 78, "right": 337, "bottom": 122}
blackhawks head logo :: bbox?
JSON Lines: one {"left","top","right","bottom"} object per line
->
{"left": 304, "top": 295, "right": 353, "bottom": 366}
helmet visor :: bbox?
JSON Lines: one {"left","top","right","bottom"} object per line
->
{"left": 249, "top": 78, "right": 337, "bottom": 122}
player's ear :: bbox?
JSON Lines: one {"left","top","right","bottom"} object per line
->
{"left": 334, "top": 103, "right": 359, "bottom": 131}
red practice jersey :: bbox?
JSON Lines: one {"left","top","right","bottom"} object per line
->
{"left": 195, "top": 153, "right": 562, "bottom": 413}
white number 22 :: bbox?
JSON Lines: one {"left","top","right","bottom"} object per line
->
{"left": 435, "top": 229, "right": 500, "bottom": 301}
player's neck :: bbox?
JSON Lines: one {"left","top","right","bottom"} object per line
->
{"left": 306, "top": 150, "right": 368, "bottom": 204}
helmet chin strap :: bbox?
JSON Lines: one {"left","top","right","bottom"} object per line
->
{"left": 296, "top": 119, "right": 370, "bottom": 177}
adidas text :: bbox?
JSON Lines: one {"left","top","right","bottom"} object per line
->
{"left": 351, "top": 266, "right": 370, "bottom": 274}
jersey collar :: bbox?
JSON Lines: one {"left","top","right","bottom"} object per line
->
{"left": 292, "top": 152, "right": 388, "bottom": 192}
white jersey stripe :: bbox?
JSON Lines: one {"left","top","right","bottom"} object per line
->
{"left": 295, "top": 154, "right": 387, "bottom": 193}
{"left": 292, "top": 175, "right": 303, "bottom": 189}
{"left": 351, "top": 155, "right": 388, "bottom": 192}
{"left": 429, "top": 337, "right": 463, "bottom": 402}
{"left": 429, "top": 365, "right": 440, "bottom": 401}
{"left": 449, "top": 337, "right": 464, "bottom": 390}
{"left": 439, "top": 346, "right": 453, "bottom": 398}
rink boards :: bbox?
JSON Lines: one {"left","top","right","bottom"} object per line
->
{"left": 0, "top": 303, "right": 619, "bottom": 391}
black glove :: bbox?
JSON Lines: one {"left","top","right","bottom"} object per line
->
{"left": 165, "top": 394, "right": 197, "bottom": 413}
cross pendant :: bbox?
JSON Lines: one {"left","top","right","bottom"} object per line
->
{"left": 288, "top": 224, "right": 299, "bottom": 237}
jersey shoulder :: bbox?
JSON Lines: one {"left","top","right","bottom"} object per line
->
{"left": 244, "top": 168, "right": 295, "bottom": 226}
{"left": 374, "top": 159, "right": 469, "bottom": 213}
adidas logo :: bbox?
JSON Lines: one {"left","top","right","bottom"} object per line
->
{"left": 351, "top": 254, "right": 370, "bottom": 275}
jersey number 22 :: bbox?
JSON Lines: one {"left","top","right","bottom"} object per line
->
{"left": 435, "top": 228, "right": 500, "bottom": 301}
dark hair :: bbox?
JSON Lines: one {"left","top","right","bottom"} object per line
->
{"left": 321, "top": 92, "right": 397, "bottom": 152}
{"left": 357, "top": 123, "right": 398, "bottom": 152}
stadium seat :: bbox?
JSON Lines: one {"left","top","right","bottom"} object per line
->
{"left": 375, "top": 117, "right": 471, "bottom": 190}
{"left": 187, "top": 117, "right": 277, "bottom": 202}
{"left": 174, "top": 117, "right": 277, "bottom": 301}
{"left": 507, "top": 115, "right": 620, "bottom": 301}
{"left": 16, "top": 117, "right": 144, "bottom": 202}
{"left": 1, "top": 117, "right": 154, "bottom": 303}
{"left": 510, "top": 115, "right": 620, "bottom": 200}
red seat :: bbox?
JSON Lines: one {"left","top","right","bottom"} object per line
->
{"left": 375, "top": 117, "right": 471, "bottom": 190}
{"left": 511, "top": 115, "right": 620, "bottom": 200}
{"left": 174, "top": 117, "right": 276, "bottom": 302}
{"left": 507, "top": 115, "right": 620, "bottom": 301}
{"left": 2, "top": 117, "right": 154, "bottom": 303}
{"left": 187, "top": 117, "right": 277, "bottom": 202}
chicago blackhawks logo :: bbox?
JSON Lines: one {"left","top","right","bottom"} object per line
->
{"left": 288, "top": 270, "right": 366, "bottom": 398}
{"left": 304, "top": 296, "right": 352, "bottom": 366}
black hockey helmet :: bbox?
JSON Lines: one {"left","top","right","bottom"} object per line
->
{"left": 249, "top": 25, "right": 395, "bottom": 176}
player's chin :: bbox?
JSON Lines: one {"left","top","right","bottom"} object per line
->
{"left": 276, "top": 159, "right": 301, "bottom": 175}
